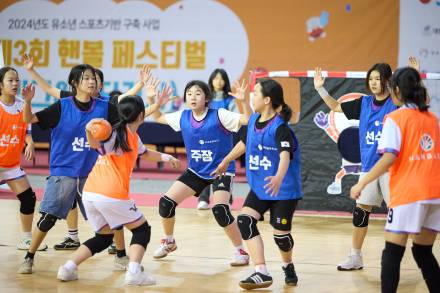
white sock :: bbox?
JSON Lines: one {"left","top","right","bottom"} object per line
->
{"left": 67, "top": 229, "right": 79, "bottom": 241}
{"left": 283, "top": 261, "right": 292, "bottom": 268}
{"left": 128, "top": 262, "right": 141, "bottom": 274}
{"left": 234, "top": 245, "right": 244, "bottom": 254}
{"left": 64, "top": 260, "right": 77, "bottom": 271}
{"left": 351, "top": 248, "right": 361, "bottom": 255}
{"left": 165, "top": 235, "right": 174, "bottom": 242}
{"left": 22, "top": 232, "right": 32, "bottom": 239}
{"left": 254, "top": 264, "right": 268, "bottom": 275}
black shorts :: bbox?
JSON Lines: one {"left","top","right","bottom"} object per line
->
{"left": 177, "top": 169, "right": 232, "bottom": 196}
{"left": 243, "top": 190, "right": 298, "bottom": 231}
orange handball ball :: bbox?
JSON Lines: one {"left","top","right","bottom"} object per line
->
{"left": 89, "top": 119, "right": 112, "bottom": 141}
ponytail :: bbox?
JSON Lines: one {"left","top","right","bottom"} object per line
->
{"left": 113, "top": 95, "right": 145, "bottom": 152}
{"left": 279, "top": 102, "right": 292, "bottom": 122}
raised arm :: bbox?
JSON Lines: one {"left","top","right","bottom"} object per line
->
{"left": 22, "top": 54, "right": 62, "bottom": 99}
{"left": 144, "top": 78, "right": 173, "bottom": 118}
{"left": 408, "top": 56, "right": 431, "bottom": 104}
{"left": 314, "top": 67, "right": 343, "bottom": 112}
{"left": 118, "top": 65, "right": 152, "bottom": 101}
{"left": 22, "top": 84, "right": 39, "bottom": 124}
{"left": 230, "top": 79, "right": 251, "bottom": 126}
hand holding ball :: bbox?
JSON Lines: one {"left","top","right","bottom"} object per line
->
{"left": 87, "top": 119, "right": 112, "bottom": 141}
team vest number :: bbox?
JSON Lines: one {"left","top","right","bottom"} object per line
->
{"left": 72, "top": 137, "right": 90, "bottom": 152}
{"left": 365, "top": 130, "right": 381, "bottom": 145}
{"left": 0, "top": 134, "right": 20, "bottom": 147}
{"left": 191, "top": 149, "right": 213, "bottom": 162}
{"left": 249, "top": 155, "right": 272, "bottom": 170}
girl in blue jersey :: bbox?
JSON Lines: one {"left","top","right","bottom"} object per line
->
{"left": 197, "top": 68, "right": 239, "bottom": 209}
{"left": 314, "top": 64, "right": 396, "bottom": 271}
{"left": 17, "top": 64, "right": 157, "bottom": 274}
{"left": 149, "top": 79, "right": 252, "bottom": 266}
{"left": 212, "top": 78, "right": 302, "bottom": 290}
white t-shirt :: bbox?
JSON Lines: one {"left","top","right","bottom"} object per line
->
{"left": 97, "top": 131, "right": 146, "bottom": 156}
{"left": 164, "top": 108, "right": 242, "bottom": 132}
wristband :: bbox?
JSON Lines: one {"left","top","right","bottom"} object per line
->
{"left": 161, "top": 153, "right": 172, "bottom": 162}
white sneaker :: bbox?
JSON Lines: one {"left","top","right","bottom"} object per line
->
{"left": 337, "top": 254, "right": 363, "bottom": 271}
{"left": 17, "top": 238, "right": 48, "bottom": 251}
{"left": 230, "top": 249, "right": 250, "bottom": 267}
{"left": 114, "top": 256, "right": 129, "bottom": 271}
{"left": 197, "top": 201, "right": 209, "bottom": 210}
{"left": 125, "top": 270, "right": 156, "bottom": 286}
{"left": 153, "top": 239, "right": 177, "bottom": 259}
{"left": 57, "top": 266, "right": 78, "bottom": 282}
{"left": 18, "top": 258, "right": 33, "bottom": 274}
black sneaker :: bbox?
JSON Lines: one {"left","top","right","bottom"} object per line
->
{"left": 239, "top": 272, "right": 273, "bottom": 290}
{"left": 53, "top": 237, "right": 80, "bottom": 250}
{"left": 283, "top": 263, "right": 298, "bottom": 286}
{"left": 108, "top": 242, "right": 116, "bottom": 254}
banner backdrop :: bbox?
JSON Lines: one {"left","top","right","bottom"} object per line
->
{"left": 293, "top": 78, "right": 387, "bottom": 212}
{"left": 1, "top": 0, "right": 400, "bottom": 111}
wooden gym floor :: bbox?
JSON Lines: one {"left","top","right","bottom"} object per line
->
{"left": 0, "top": 199, "right": 438, "bottom": 293}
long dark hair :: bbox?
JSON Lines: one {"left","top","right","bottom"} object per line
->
{"left": 183, "top": 80, "right": 212, "bottom": 105}
{"left": 113, "top": 95, "right": 145, "bottom": 152}
{"left": 0, "top": 67, "right": 18, "bottom": 95}
{"left": 67, "top": 64, "right": 96, "bottom": 96}
{"left": 390, "top": 67, "right": 429, "bottom": 111}
{"left": 208, "top": 68, "right": 231, "bottom": 97}
{"left": 366, "top": 63, "right": 392, "bottom": 94}
{"left": 257, "top": 78, "right": 292, "bottom": 122}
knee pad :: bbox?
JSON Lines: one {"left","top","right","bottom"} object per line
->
{"left": 274, "top": 233, "right": 294, "bottom": 252}
{"left": 353, "top": 207, "right": 370, "bottom": 227}
{"left": 212, "top": 204, "right": 234, "bottom": 227}
{"left": 130, "top": 221, "right": 151, "bottom": 249}
{"left": 17, "top": 188, "right": 36, "bottom": 215}
{"left": 83, "top": 233, "right": 114, "bottom": 255}
{"left": 159, "top": 195, "right": 177, "bottom": 218}
{"left": 237, "top": 214, "right": 260, "bottom": 240}
{"left": 36, "top": 213, "right": 57, "bottom": 232}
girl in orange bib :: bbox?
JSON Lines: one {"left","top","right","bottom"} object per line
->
{"left": 57, "top": 95, "right": 180, "bottom": 286}
{"left": 0, "top": 67, "right": 47, "bottom": 251}
{"left": 351, "top": 67, "right": 440, "bottom": 293}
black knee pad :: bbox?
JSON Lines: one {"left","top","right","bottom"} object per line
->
{"left": 83, "top": 233, "right": 114, "bottom": 255}
{"left": 237, "top": 214, "right": 259, "bottom": 240}
{"left": 130, "top": 221, "right": 151, "bottom": 249}
{"left": 212, "top": 204, "right": 234, "bottom": 227}
{"left": 274, "top": 233, "right": 294, "bottom": 252}
{"left": 381, "top": 241, "right": 406, "bottom": 292}
{"left": 36, "top": 213, "right": 57, "bottom": 232}
{"left": 159, "top": 195, "right": 177, "bottom": 218}
{"left": 17, "top": 188, "right": 36, "bottom": 215}
{"left": 353, "top": 207, "right": 370, "bottom": 227}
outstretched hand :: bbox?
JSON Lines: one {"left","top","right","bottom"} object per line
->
{"left": 229, "top": 79, "right": 248, "bottom": 101}
{"left": 314, "top": 67, "right": 325, "bottom": 90}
